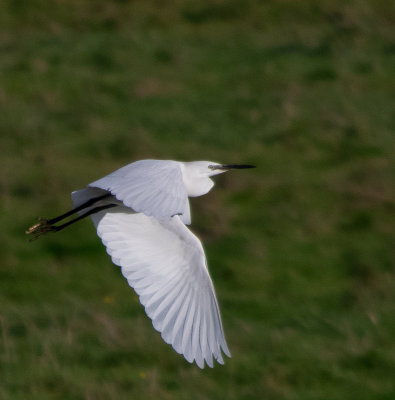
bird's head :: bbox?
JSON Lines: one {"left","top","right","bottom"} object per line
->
{"left": 181, "top": 161, "right": 255, "bottom": 197}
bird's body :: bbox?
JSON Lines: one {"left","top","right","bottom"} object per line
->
{"left": 27, "top": 159, "right": 255, "bottom": 368}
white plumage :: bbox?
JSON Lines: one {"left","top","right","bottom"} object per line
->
{"left": 90, "top": 207, "right": 229, "bottom": 368}
{"left": 89, "top": 160, "right": 191, "bottom": 225}
{"left": 27, "top": 159, "right": 255, "bottom": 368}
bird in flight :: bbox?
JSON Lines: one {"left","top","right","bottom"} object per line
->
{"left": 26, "top": 159, "right": 255, "bottom": 368}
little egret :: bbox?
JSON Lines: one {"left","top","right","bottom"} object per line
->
{"left": 26, "top": 159, "right": 255, "bottom": 368}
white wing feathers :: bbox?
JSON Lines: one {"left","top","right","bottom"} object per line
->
{"left": 91, "top": 207, "right": 230, "bottom": 368}
{"left": 88, "top": 159, "right": 191, "bottom": 225}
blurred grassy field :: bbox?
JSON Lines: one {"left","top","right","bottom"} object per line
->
{"left": 1, "top": 0, "right": 395, "bottom": 399}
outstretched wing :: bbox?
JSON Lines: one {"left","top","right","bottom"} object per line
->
{"left": 91, "top": 207, "right": 230, "bottom": 368}
{"left": 89, "top": 159, "right": 191, "bottom": 225}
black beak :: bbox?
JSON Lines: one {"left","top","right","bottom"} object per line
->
{"left": 213, "top": 164, "right": 256, "bottom": 170}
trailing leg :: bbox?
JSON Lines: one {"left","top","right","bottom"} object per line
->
{"left": 26, "top": 203, "right": 116, "bottom": 241}
{"left": 47, "top": 193, "right": 112, "bottom": 225}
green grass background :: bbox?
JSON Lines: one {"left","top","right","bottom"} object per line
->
{"left": 1, "top": 1, "right": 395, "bottom": 399}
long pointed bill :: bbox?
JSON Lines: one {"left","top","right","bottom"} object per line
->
{"left": 213, "top": 164, "right": 256, "bottom": 170}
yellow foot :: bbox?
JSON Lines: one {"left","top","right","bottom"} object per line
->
{"left": 25, "top": 218, "right": 57, "bottom": 241}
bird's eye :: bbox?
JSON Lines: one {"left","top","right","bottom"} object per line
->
{"left": 208, "top": 165, "right": 217, "bottom": 170}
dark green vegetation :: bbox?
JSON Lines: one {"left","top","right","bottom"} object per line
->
{"left": 1, "top": 1, "right": 395, "bottom": 398}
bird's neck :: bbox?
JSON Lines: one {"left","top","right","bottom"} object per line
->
{"left": 180, "top": 163, "right": 214, "bottom": 197}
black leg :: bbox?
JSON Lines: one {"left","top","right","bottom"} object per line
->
{"left": 51, "top": 204, "right": 117, "bottom": 232}
{"left": 47, "top": 193, "right": 112, "bottom": 225}
{"left": 26, "top": 203, "right": 117, "bottom": 241}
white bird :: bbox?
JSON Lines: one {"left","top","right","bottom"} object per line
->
{"left": 26, "top": 159, "right": 255, "bottom": 368}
